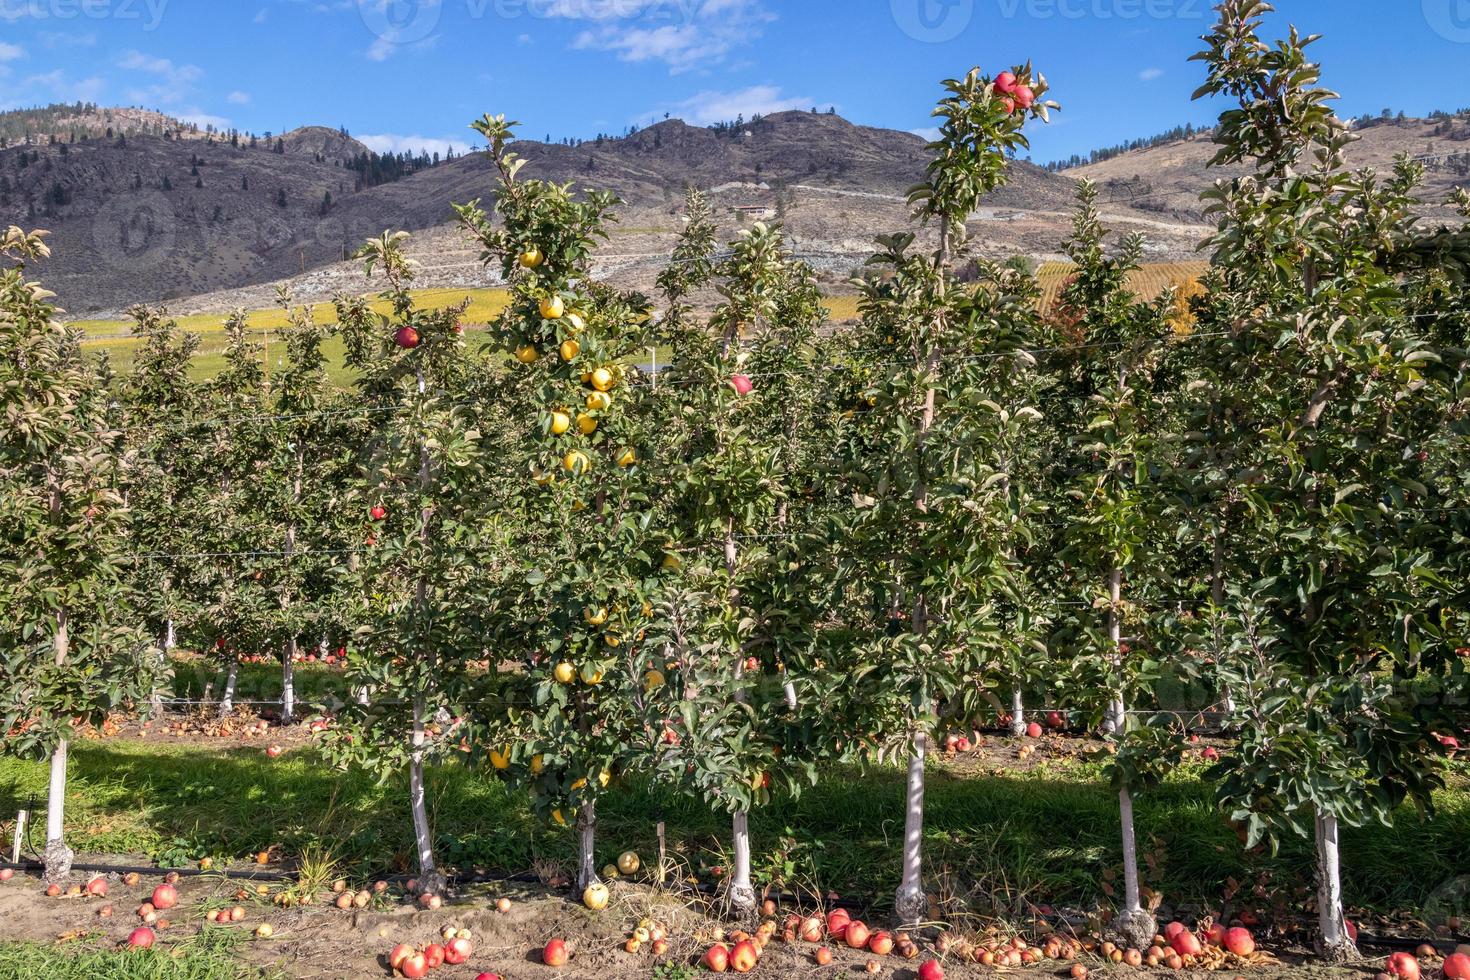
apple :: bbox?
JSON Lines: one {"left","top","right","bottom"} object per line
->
{"left": 151, "top": 883, "right": 178, "bottom": 910}
{"left": 827, "top": 908, "right": 851, "bottom": 939}
{"left": 1164, "top": 921, "right": 1187, "bottom": 939}
{"left": 86, "top": 877, "right": 108, "bottom": 897}
{"left": 390, "top": 944, "right": 415, "bottom": 971}
{"left": 127, "top": 926, "right": 155, "bottom": 949}
{"left": 729, "top": 374, "right": 755, "bottom": 396}
{"left": 1013, "top": 85, "right": 1036, "bottom": 109}
{"left": 544, "top": 938, "right": 569, "bottom": 968}
{"left": 1046, "top": 710, "right": 1066, "bottom": 730}
{"left": 515, "top": 344, "right": 540, "bottom": 364}
{"left": 1386, "top": 952, "right": 1421, "bottom": 979}
{"left": 540, "top": 296, "right": 566, "bottom": 320}
{"left": 1223, "top": 927, "right": 1254, "bottom": 955}
{"left": 560, "top": 339, "right": 581, "bottom": 362}
{"left": 918, "top": 959, "right": 944, "bottom": 980}
{"left": 475, "top": 975, "right": 503, "bottom": 980}
{"left": 704, "top": 943, "right": 730, "bottom": 972}
{"left": 1170, "top": 930, "right": 1202, "bottom": 957}
{"left": 496, "top": 896, "right": 512, "bottom": 913}
{"left": 869, "top": 931, "right": 894, "bottom": 956}
{"left": 418, "top": 892, "right": 442, "bottom": 910}
{"left": 400, "top": 952, "right": 430, "bottom": 979}
{"left": 583, "top": 882, "right": 610, "bottom": 911}
{"left": 814, "top": 946, "right": 833, "bottom": 965}
{"left": 519, "top": 247, "right": 544, "bottom": 269}
{"left": 995, "top": 70, "right": 1017, "bottom": 93}
{"left": 45, "top": 883, "right": 61, "bottom": 897}
{"left": 1201, "top": 746, "right": 1221, "bottom": 761}
{"left": 394, "top": 326, "right": 421, "bottom": 350}
{"left": 1347, "top": 920, "right": 1360, "bottom": 942}
{"left": 1442, "top": 952, "right": 1470, "bottom": 979}
{"left": 801, "top": 916, "right": 824, "bottom": 943}
{"left": 1202, "top": 922, "right": 1226, "bottom": 946}
{"left": 730, "top": 939, "right": 759, "bottom": 973}
{"left": 370, "top": 505, "right": 387, "bottom": 521}
{"left": 845, "top": 920, "right": 870, "bottom": 949}
{"left": 423, "top": 944, "right": 445, "bottom": 969}
{"left": 1025, "top": 722, "right": 1043, "bottom": 738}
{"left": 618, "top": 851, "right": 641, "bottom": 875}
{"left": 255, "top": 923, "right": 273, "bottom": 938}
{"left": 0, "top": 868, "right": 13, "bottom": 881}
{"left": 446, "top": 938, "right": 472, "bottom": 964}
{"left": 265, "top": 744, "right": 283, "bottom": 759}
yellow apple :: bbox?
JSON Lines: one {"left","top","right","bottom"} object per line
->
{"left": 559, "top": 339, "right": 580, "bottom": 362}
{"left": 540, "top": 295, "right": 565, "bottom": 320}
{"left": 584, "top": 606, "right": 609, "bottom": 626}
{"left": 554, "top": 662, "right": 576, "bottom": 684}
{"left": 551, "top": 807, "right": 567, "bottom": 826}
{"left": 549, "top": 411, "right": 572, "bottom": 435}
{"left": 490, "top": 746, "right": 511, "bottom": 770}
{"left": 586, "top": 391, "right": 612, "bottom": 412}
{"left": 530, "top": 754, "right": 544, "bottom": 773}
{"left": 566, "top": 312, "right": 586, "bottom": 334}
{"left": 604, "top": 632, "right": 621, "bottom": 649}
{"left": 563, "top": 450, "right": 591, "bottom": 475}
{"left": 661, "top": 553, "right": 683, "bottom": 571}
{"left": 616, "top": 448, "right": 637, "bottom": 468}
{"left": 643, "top": 669, "right": 665, "bottom": 691}
{"left": 576, "top": 413, "right": 598, "bottom": 435}
{"left": 590, "top": 367, "right": 615, "bottom": 392}
{"left": 598, "top": 769, "right": 611, "bottom": 788}
{"left": 617, "top": 851, "right": 641, "bottom": 875}
{"left": 518, "top": 247, "right": 544, "bottom": 269}
{"left": 582, "top": 882, "right": 610, "bottom": 911}
{"left": 579, "top": 663, "right": 604, "bottom": 685}
{"left": 515, "top": 344, "right": 539, "bottom": 364}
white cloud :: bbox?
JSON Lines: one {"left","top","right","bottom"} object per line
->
{"left": 645, "top": 85, "right": 825, "bottom": 127}
{"left": 227, "top": 90, "right": 252, "bottom": 105}
{"left": 909, "top": 127, "right": 941, "bottom": 142}
{"left": 178, "top": 110, "right": 233, "bottom": 130}
{"left": 15, "top": 70, "right": 105, "bottom": 105}
{"left": 118, "top": 50, "right": 204, "bottom": 84}
{"left": 358, "top": 133, "right": 475, "bottom": 158}
{"left": 558, "top": 0, "right": 772, "bottom": 73}
{"left": 0, "top": 41, "right": 24, "bottom": 61}
{"left": 1139, "top": 67, "right": 1164, "bottom": 82}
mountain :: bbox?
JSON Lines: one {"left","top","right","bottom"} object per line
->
{"left": 3, "top": 106, "right": 1220, "bottom": 318}
{"left": 1066, "top": 113, "right": 1470, "bottom": 222}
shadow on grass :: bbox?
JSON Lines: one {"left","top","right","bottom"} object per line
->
{"left": 1, "top": 742, "right": 1466, "bottom": 918}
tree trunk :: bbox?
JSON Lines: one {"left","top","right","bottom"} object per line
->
{"left": 894, "top": 729, "right": 928, "bottom": 925}
{"left": 43, "top": 604, "right": 73, "bottom": 883}
{"left": 576, "top": 800, "right": 599, "bottom": 891}
{"left": 1114, "top": 783, "right": 1156, "bottom": 949}
{"left": 220, "top": 659, "right": 238, "bottom": 716}
{"left": 281, "top": 644, "right": 296, "bottom": 724}
{"left": 728, "top": 810, "right": 757, "bottom": 921}
{"left": 1009, "top": 687, "right": 1026, "bottom": 736}
{"left": 1314, "top": 809, "right": 1357, "bottom": 961}
{"left": 1103, "top": 566, "right": 1126, "bottom": 734}
{"left": 409, "top": 696, "right": 445, "bottom": 896}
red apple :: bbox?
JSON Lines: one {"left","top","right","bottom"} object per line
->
{"left": 1202, "top": 922, "right": 1226, "bottom": 946}
{"left": 150, "top": 883, "right": 178, "bottom": 910}
{"left": 1046, "top": 711, "right": 1065, "bottom": 730}
{"left": 995, "top": 70, "right": 1017, "bottom": 93}
{"left": 0, "top": 868, "right": 12, "bottom": 881}
{"left": 1164, "top": 921, "right": 1187, "bottom": 939}
{"left": 999, "top": 96, "right": 1016, "bottom": 115}
{"left": 918, "top": 959, "right": 945, "bottom": 980}
{"left": 730, "top": 939, "right": 759, "bottom": 973}
{"left": 423, "top": 943, "right": 445, "bottom": 969}
{"left": 474, "top": 976, "right": 502, "bottom": 980}
{"left": 800, "top": 916, "right": 824, "bottom": 943}
{"left": 1025, "top": 722, "right": 1043, "bottom": 738}
{"left": 1346, "top": 920, "right": 1359, "bottom": 942}
{"left": 704, "top": 943, "right": 730, "bottom": 972}
{"left": 1223, "top": 927, "right": 1254, "bottom": 956}
{"left": 265, "top": 745, "right": 283, "bottom": 759}
{"left": 1013, "top": 85, "right": 1035, "bottom": 109}
{"left": 86, "top": 877, "right": 108, "bottom": 897}
{"left": 127, "top": 926, "right": 155, "bottom": 949}
{"left": 544, "top": 938, "right": 569, "bottom": 968}
{"left": 1201, "top": 746, "right": 1220, "bottom": 761}
{"left": 729, "top": 375, "right": 754, "bottom": 396}
{"left": 1442, "top": 952, "right": 1470, "bottom": 979}
{"left": 827, "top": 908, "right": 851, "bottom": 939}
{"left": 370, "top": 506, "right": 387, "bottom": 521}
{"left": 389, "top": 944, "right": 415, "bottom": 971}
{"left": 814, "top": 946, "right": 833, "bottom": 965}
{"left": 45, "top": 883, "right": 61, "bottom": 897}
{"left": 845, "top": 920, "right": 870, "bottom": 949}
{"left": 1171, "top": 930, "right": 1202, "bottom": 957}
{"left": 400, "top": 951, "right": 430, "bottom": 979}
{"left": 445, "top": 937, "right": 472, "bottom": 965}
{"left": 869, "top": 931, "right": 894, "bottom": 956}
{"left": 394, "top": 326, "right": 421, "bottom": 350}
{"left": 1386, "top": 952, "right": 1420, "bottom": 979}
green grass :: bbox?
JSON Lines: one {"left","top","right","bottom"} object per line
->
{"left": 0, "top": 927, "right": 279, "bottom": 980}
{"left": 1, "top": 739, "right": 1465, "bottom": 918}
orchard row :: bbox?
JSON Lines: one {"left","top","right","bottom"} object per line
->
{"left": 2, "top": 0, "right": 1467, "bottom": 964}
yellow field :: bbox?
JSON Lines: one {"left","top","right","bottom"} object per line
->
{"left": 71, "top": 287, "right": 513, "bottom": 383}
{"left": 1035, "top": 262, "right": 1210, "bottom": 311}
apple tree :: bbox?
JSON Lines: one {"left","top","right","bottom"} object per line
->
{"left": 454, "top": 115, "right": 664, "bottom": 892}
{"left": 827, "top": 66, "right": 1056, "bottom": 924}
{"left": 0, "top": 227, "right": 156, "bottom": 881}
{"left": 1186, "top": 0, "right": 1470, "bottom": 959}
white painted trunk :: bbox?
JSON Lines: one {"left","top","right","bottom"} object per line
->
{"left": 1315, "top": 809, "right": 1356, "bottom": 960}
{"left": 1009, "top": 687, "right": 1026, "bottom": 736}
{"left": 782, "top": 676, "right": 797, "bottom": 711}
{"left": 1103, "top": 566, "right": 1125, "bottom": 734}
{"left": 220, "top": 660, "right": 238, "bottom": 716}
{"left": 729, "top": 810, "right": 757, "bottom": 919}
{"left": 409, "top": 699, "right": 442, "bottom": 893}
{"left": 46, "top": 740, "right": 67, "bottom": 844}
{"left": 894, "top": 730, "right": 927, "bottom": 925}
{"left": 576, "top": 800, "right": 599, "bottom": 891}
{"left": 281, "top": 645, "right": 296, "bottom": 724}
{"left": 1119, "top": 785, "right": 1142, "bottom": 914}
{"left": 357, "top": 686, "right": 370, "bottom": 706}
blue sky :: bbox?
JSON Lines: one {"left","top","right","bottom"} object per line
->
{"left": 2, "top": 1, "right": 1470, "bottom": 164}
